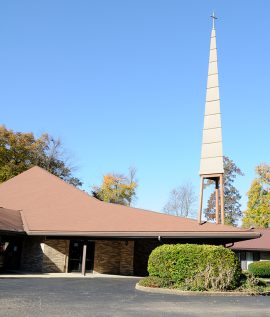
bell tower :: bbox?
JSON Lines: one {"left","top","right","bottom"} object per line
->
{"left": 198, "top": 13, "right": 225, "bottom": 225}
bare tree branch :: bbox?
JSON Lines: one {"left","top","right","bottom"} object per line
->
{"left": 163, "top": 182, "right": 196, "bottom": 218}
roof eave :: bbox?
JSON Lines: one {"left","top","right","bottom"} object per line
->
{"left": 25, "top": 230, "right": 260, "bottom": 240}
{"left": 232, "top": 247, "right": 270, "bottom": 252}
{"left": 0, "top": 229, "right": 26, "bottom": 235}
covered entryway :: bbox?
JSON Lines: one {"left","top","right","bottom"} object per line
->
{"left": 0, "top": 207, "right": 25, "bottom": 272}
{"left": 68, "top": 240, "right": 95, "bottom": 274}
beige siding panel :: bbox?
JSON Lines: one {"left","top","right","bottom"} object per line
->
{"left": 209, "top": 49, "right": 217, "bottom": 62}
{"left": 201, "top": 142, "right": 223, "bottom": 159}
{"left": 206, "top": 87, "right": 220, "bottom": 102}
{"left": 210, "top": 33, "right": 216, "bottom": 49}
{"left": 202, "top": 127, "right": 222, "bottom": 144}
{"left": 200, "top": 157, "right": 224, "bottom": 175}
{"left": 199, "top": 27, "right": 223, "bottom": 175}
{"left": 208, "top": 62, "right": 218, "bottom": 75}
{"left": 205, "top": 100, "right": 220, "bottom": 115}
{"left": 207, "top": 74, "right": 219, "bottom": 88}
{"left": 203, "top": 113, "right": 221, "bottom": 129}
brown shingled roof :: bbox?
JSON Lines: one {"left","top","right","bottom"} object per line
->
{"left": 232, "top": 229, "right": 270, "bottom": 251}
{"left": 0, "top": 167, "right": 259, "bottom": 240}
{"left": 0, "top": 207, "right": 24, "bottom": 233}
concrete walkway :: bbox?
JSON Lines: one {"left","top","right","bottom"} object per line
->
{"left": 0, "top": 272, "right": 140, "bottom": 279}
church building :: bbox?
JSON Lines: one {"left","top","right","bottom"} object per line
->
{"left": 0, "top": 16, "right": 260, "bottom": 276}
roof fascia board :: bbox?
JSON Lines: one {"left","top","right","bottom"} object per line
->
{"left": 26, "top": 231, "right": 260, "bottom": 239}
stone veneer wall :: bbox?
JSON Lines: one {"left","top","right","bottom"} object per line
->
{"left": 94, "top": 240, "right": 134, "bottom": 275}
{"left": 42, "top": 240, "right": 70, "bottom": 273}
{"left": 120, "top": 241, "right": 134, "bottom": 275}
{"left": 20, "top": 237, "right": 69, "bottom": 273}
{"left": 21, "top": 237, "right": 44, "bottom": 272}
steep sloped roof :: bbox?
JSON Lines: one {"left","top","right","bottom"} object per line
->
{"left": 0, "top": 207, "right": 24, "bottom": 233}
{"left": 232, "top": 229, "right": 270, "bottom": 251}
{"left": 0, "top": 167, "right": 259, "bottom": 240}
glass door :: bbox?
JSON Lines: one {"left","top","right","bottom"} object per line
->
{"left": 68, "top": 240, "right": 95, "bottom": 273}
{"left": 68, "top": 241, "right": 83, "bottom": 272}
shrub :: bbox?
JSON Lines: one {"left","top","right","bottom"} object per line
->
{"left": 138, "top": 276, "right": 173, "bottom": 288}
{"left": 249, "top": 261, "right": 270, "bottom": 277}
{"left": 238, "top": 272, "right": 269, "bottom": 295}
{"left": 239, "top": 272, "right": 261, "bottom": 289}
{"left": 148, "top": 244, "right": 241, "bottom": 291}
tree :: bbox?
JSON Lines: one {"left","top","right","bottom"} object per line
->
{"left": 242, "top": 163, "right": 270, "bottom": 228}
{"left": 204, "top": 156, "right": 243, "bottom": 226}
{"left": 0, "top": 125, "right": 82, "bottom": 187}
{"left": 163, "top": 182, "right": 196, "bottom": 218}
{"left": 92, "top": 167, "right": 137, "bottom": 206}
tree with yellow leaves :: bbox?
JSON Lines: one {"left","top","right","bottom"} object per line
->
{"left": 242, "top": 163, "right": 270, "bottom": 228}
{"left": 92, "top": 167, "right": 137, "bottom": 206}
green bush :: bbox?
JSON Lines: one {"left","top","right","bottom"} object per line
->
{"left": 239, "top": 272, "right": 261, "bottom": 289}
{"left": 138, "top": 276, "right": 173, "bottom": 288}
{"left": 249, "top": 261, "right": 270, "bottom": 277}
{"left": 238, "top": 272, "right": 269, "bottom": 295}
{"left": 148, "top": 244, "right": 241, "bottom": 291}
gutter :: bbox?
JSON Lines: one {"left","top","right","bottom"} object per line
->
{"left": 25, "top": 231, "right": 261, "bottom": 239}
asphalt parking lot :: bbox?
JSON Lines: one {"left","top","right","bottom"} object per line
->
{"left": 0, "top": 278, "right": 270, "bottom": 317}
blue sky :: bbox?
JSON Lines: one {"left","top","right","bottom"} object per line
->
{"left": 0, "top": 1, "right": 269, "bottom": 216}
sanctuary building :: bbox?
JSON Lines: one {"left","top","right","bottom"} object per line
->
{"left": 0, "top": 16, "right": 261, "bottom": 276}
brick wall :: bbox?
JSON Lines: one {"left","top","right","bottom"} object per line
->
{"left": 94, "top": 240, "right": 134, "bottom": 275}
{"left": 43, "top": 240, "right": 70, "bottom": 273}
{"left": 120, "top": 241, "right": 134, "bottom": 275}
{"left": 20, "top": 237, "right": 69, "bottom": 273}
{"left": 21, "top": 237, "right": 44, "bottom": 272}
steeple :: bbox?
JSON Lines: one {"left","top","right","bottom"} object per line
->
{"left": 198, "top": 13, "right": 225, "bottom": 225}
{"left": 200, "top": 12, "right": 224, "bottom": 176}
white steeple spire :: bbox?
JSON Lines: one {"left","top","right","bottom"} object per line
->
{"left": 199, "top": 12, "right": 224, "bottom": 176}
{"left": 198, "top": 13, "right": 225, "bottom": 225}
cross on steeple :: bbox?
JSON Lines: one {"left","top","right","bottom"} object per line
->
{"left": 211, "top": 12, "right": 217, "bottom": 29}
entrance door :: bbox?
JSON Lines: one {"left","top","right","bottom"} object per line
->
{"left": 68, "top": 240, "right": 95, "bottom": 273}
{"left": 1, "top": 239, "right": 23, "bottom": 271}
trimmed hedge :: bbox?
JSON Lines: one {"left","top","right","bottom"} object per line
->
{"left": 148, "top": 244, "right": 241, "bottom": 291}
{"left": 249, "top": 261, "right": 270, "bottom": 277}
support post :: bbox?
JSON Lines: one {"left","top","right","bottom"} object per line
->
{"left": 215, "top": 179, "right": 219, "bottom": 224}
{"left": 220, "top": 174, "right": 225, "bottom": 225}
{"left": 81, "top": 243, "right": 87, "bottom": 276}
{"left": 198, "top": 176, "right": 204, "bottom": 224}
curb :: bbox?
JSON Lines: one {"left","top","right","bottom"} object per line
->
{"left": 135, "top": 283, "right": 261, "bottom": 297}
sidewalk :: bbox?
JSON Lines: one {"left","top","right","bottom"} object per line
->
{"left": 0, "top": 272, "right": 141, "bottom": 279}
